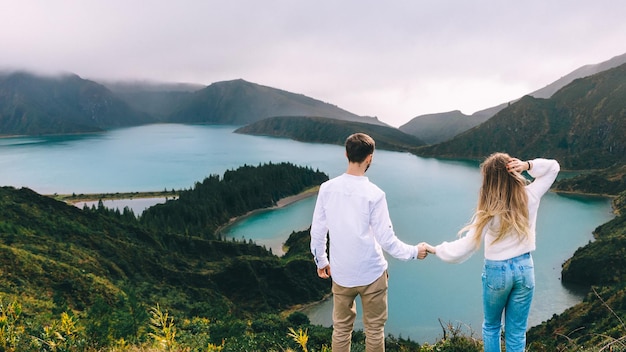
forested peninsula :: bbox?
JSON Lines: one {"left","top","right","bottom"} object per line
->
{"left": 235, "top": 115, "right": 426, "bottom": 152}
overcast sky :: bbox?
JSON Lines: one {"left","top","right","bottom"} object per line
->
{"left": 1, "top": 1, "right": 625, "bottom": 127}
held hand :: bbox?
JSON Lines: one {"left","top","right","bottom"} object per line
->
{"left": 317, "top": 265, "right": 331, "bottom": 279}
{"left": 417, "top": 243, "right": 428, "bottom": 260}
{"left": 424, "top": 243, "right": 436, "bottom": 255}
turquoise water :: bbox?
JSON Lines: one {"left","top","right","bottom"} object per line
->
{"left": 0, "top": 124, "right": 615, "bottom": 343}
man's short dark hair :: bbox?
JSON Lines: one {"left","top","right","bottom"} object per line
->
{"left": 345, "top": 133, "right": 375, "bottom": 163}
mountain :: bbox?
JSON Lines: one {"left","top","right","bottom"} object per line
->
{"left": 397, "top": 110, "right": 487, "bottom": 145}
{"left": 400, "top": 52, "right": 626, "bottom": 144}
{"left": 235, "top": 115, "right": 425, "bottom": 152}
{"left": 553, "top": 164, "right": 626, "bottom": 195}
{"left": 166, "top": 79, "right": 387, "bottom": 126}
{"left": 0, "top": 72, "right": 153, "bottom": 136}
{"left": 414, "top": 62, "right": 626, "bottom": 170}
{"left": 0, "top": 73, "right": 387, "bottom": 136}
{"left": 102, "top": 80, "right": 204, "bottom": 121}
{"left": 530, "top": 52, "right": 626, "bottom": 99}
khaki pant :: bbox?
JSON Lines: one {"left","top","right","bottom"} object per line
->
{"left": 331, "top": 272, "right": 389, "bottom": 352}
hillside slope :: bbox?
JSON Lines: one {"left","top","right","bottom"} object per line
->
{"left": 415, "top": 62, "right": 626, "bottom": 170}
{"left": 398, "top": 110, "right": 487, "bottom": 145}
{"left": 401, "top": 52, "right": 626, "bottom": 144}
{"left": 103, "top": 80, "right": 204, "bottom": 120}
{"left": 0, "top": 163, "right": 331, "bottom": 323}
{"left": 0, "top": 72, "right": 153, "bottom": 136}
{"left": 235, "top": 115, "right": 425, "bottom": 152}
{"left": 527, "top": 191, "right": 626, "bottom": 349}
{"left": 167, "top": 79, "right": 386, "bottom": 126}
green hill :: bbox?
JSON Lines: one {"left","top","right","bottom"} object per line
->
{"left": 527, "top": 190, "right": 626, "bottom": 349}
{"left": 400, "top": 52, "right": 626, "bottom": 145}
{"left": 553, "top": 164, "right": 626, "bottom": 196}
{"left": 166, "top": 79, "right": 386, "bottom": 126}
{"left": 0, "top": 163, "right": 330, "bottom": 333}
{"left": 398, "top": 110, "right": 488, "bottom": 145}
{"left": 235, "top": 115, "right": 426, "bottom": 152}
{"left": 0, "top": 72, "right": 153, "bottom": 136}
{"left": 415, "top": 62, "right": 626, "bottom": 170}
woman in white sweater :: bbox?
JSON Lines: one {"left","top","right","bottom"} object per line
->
{"left": 423, "top": 153, "right": 560, "bottom": 352}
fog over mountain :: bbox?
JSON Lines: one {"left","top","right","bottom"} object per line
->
{"left": 0, "top": 75, "right": 385, "bottom": 136}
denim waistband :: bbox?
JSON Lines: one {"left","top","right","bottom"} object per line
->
{"left": 484, "top": 252, "right": 531, "bottom": 265}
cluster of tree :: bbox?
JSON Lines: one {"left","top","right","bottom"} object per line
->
{"left": 553, "top": 164, "right": 626, "bottom": 196}
{"left": 135, "top": 162, "right": 328, "bottom": 238}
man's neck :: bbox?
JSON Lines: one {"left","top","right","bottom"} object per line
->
{"left": 346, "top": 162, "right": 367, "bottom": 176}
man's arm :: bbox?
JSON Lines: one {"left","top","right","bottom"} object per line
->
{"left": 310, "top": 192, "right": 330, "bottom": 270}
{"left": 370, "top": 194, "right": 420, "bottom": 260}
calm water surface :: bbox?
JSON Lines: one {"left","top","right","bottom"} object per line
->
{"left": 0, "top": 124, "right": 614, "bottom": 343}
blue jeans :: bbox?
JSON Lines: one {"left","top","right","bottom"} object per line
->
{"left": 482, "top": 253, "right": 535, "bottom": 352}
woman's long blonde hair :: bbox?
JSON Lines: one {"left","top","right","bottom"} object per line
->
{"left": 462, "top": 152, "right": 530, "bottom": 247}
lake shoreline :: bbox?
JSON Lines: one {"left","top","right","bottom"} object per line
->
{"left": 215, "top": 186, "right": 319, "bottom": 236}
{"left": 49, "top": 190, "right": 179, "bottom": 204}
{"left": 51, "top": 186, "right": 320, "bottom": 234}
{"left": 555, "top": 189, "right": 618, "bottom": 200}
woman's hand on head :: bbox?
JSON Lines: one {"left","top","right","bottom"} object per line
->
{"left": 506, "top": 158, "right": 528, "bottom": 173}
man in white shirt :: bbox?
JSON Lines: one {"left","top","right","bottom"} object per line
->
{"left": 310, "top": 133, "right": 427, "bottom": 352}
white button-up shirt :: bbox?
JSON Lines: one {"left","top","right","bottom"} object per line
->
{"left": 310, "top": 173, "right": 419, "bottom": 287}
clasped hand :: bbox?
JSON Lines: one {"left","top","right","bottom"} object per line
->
{"left": 417, "top": 242, "right": 436, "bottom": 260}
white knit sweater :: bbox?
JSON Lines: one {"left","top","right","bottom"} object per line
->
{"left": 435, "top": 158, "right": 560, "bottom": 263}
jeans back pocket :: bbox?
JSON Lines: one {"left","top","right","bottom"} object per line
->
{"left": 482, "top": 264, "right": 506, "bottom": 291}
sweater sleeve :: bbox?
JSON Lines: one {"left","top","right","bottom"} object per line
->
{"left": 526, "top": 158, "right": 560, "bottom": 198}
{"left": 434, "top": 227, "right": 480, "bottom": 264}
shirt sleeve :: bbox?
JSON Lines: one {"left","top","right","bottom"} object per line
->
{"left": 434, "top": 226, "right": 480, "bottom": 264}
{"left": 370, "top": 193, "right": 419, "bottom": 260}
{"left": 310, "top": 191, "right": 330, "bottom": 269}
{"left": 526, "top": 158, "right": 560, "bottom": 198}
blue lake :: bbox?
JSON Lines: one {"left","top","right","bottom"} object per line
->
{"left": 0, "top": 124, "right": 614, "bottom": 343}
